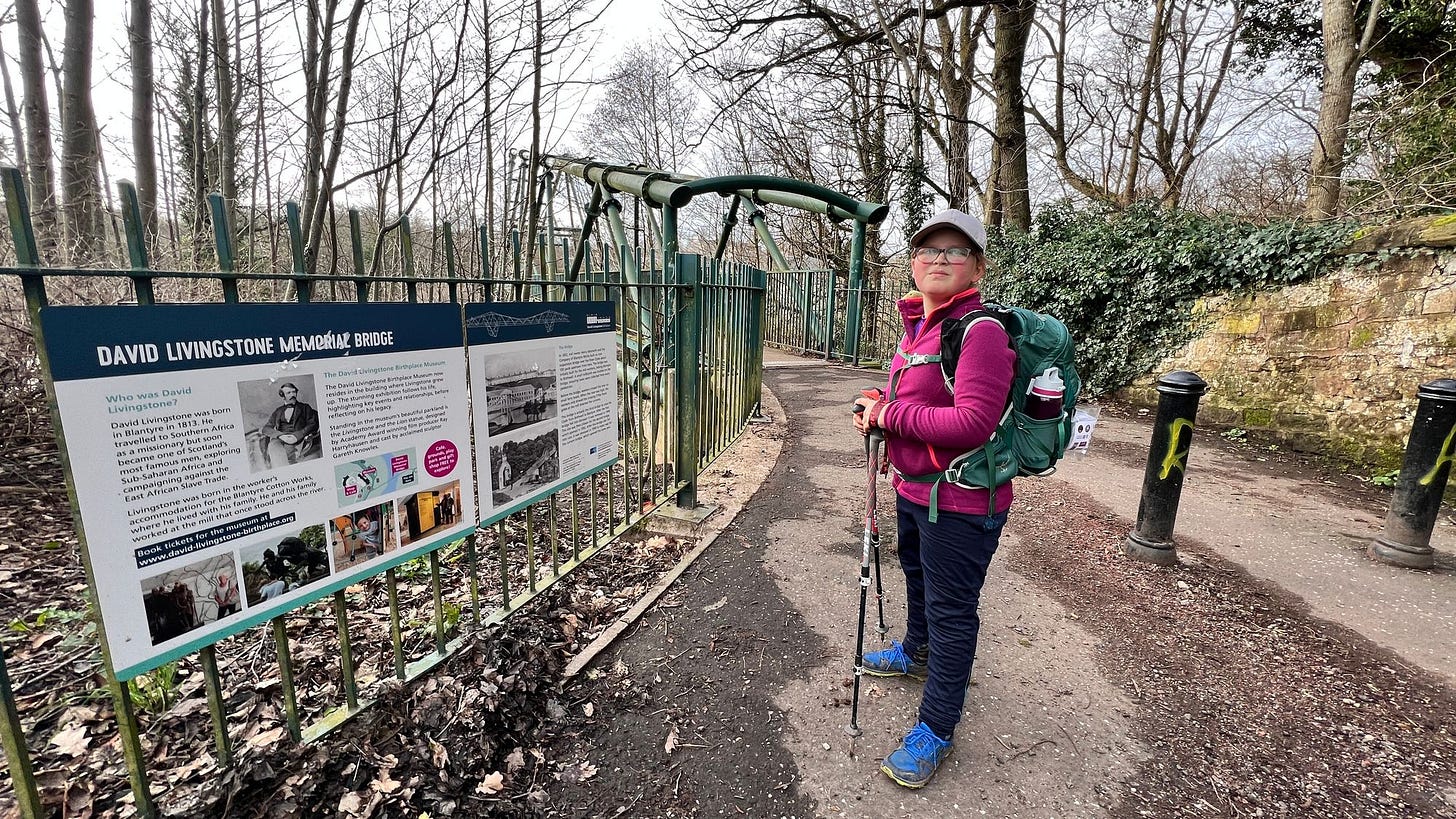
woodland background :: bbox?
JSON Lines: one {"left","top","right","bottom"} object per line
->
{"left": 0, "top": 0, "right": 1450, "bottom": 277}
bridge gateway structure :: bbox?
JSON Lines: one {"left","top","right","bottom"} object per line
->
{"left": 545, "top": 157, "right": 902, "bottom": 366}
{"left": 0, "top": 159, "right": 887, "bottom": 816}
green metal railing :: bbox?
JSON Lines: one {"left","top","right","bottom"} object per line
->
{"left": 0, "top": 167, "right": 765, "bottom": 817}
{"left": 764, "top": 271, "right": 900, "bottom": 367}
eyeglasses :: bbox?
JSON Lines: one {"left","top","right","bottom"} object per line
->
{"left": 912, "top": 246, "right": 976, "bottom": 263}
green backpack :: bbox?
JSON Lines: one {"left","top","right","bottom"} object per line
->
{"left": 894, "top": 304, "right": 1080, "bottom": 519}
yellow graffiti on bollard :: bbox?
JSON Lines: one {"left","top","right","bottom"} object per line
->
{"left": 1418, "top": 422, "right": 1456, "bottom": 486}
{"left": 1159, "top": 418, "right": 1194, "bottom": 480}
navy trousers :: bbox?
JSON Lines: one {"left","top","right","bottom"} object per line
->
{"left": 896, "top": 494, "right": 1007, "bottom": 740}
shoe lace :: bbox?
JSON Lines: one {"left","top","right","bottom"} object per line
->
{"left": 904, "top": 723, "right": 943, "bottom": 758}
{"left": 887, "top": 641, "right": 910, "bottom": 665}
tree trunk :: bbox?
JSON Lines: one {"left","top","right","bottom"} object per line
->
{"left": 60, "top": 0, "right": 105, "bottom": 260}
{"left": 300, "top": 0, "right": 329, "bottom": 270}
{"left": 192, "top": 1, "right": 211, "bottom": 264}
{"left": 128, "top": 0, "right": 158, "bottom": 237}
{"left": 1125, "top": 0, "right": 1170, "bottom": 205}
{"left": 483, "top": 13, "right": 496, "bottom": 278}
{"left": 989, "top": 0, "right": 1033, "bottom": 230}
{"left": 940, "top": 10, "right": 977, "bottom": 211}
{"left": 210, "top": 0, "right": 237, "bottom": 213}
{"left": 15, "top": 0, "right": 57, "bottom": 247}
{"left": 1306, "top": 0, "right": 1361, "bottom": 219}
{"left": 522, "top": 0, "right": 544, "bottom": 283}
{"left": 302, "top": 0, "right": 366, "bottom": 275}
{"left": 0, "top": 38, "right": 26, "bottom": 170}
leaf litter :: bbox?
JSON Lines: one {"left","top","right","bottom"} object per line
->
{"left": 0, "top": 376, "right": 698, "bottom": 819}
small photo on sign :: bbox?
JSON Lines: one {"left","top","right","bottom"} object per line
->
{"left": 333, "top": 448, "right": 417, "bottom": 506}
{"left": 237, "top": 375, "right": 324, "bottom": 473}
{"left": 396, "top": 480, "right": 463, "bottom": 548}
{"left": 482, "top": 347, "right": 559, "bottom": 437}
{"left": 139, "top": 552, "right": 244, "bottom": 647}
{"left": 489, "top": 429, "right": 560, "bottom": 506}
{"left": 329, "top": 502, "right": 399, "bottom": 570}
{"left": 238, "top": 524, "right": 332, "bottom": 607}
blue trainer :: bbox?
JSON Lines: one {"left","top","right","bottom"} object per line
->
{"left": 861, "top": 640, "right": 928, "bottom": 678}
{"left": 880, "top": 722, "right": 953, "bottom": 788}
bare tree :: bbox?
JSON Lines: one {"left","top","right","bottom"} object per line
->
{"left": 191, "top": 0, "right": 212, "bottom": 262}
{"left": 60, "top": 0, "right": 105, "bottom": 259}
{"left": 583, "top": 43, "right": 700, "bottom": 170}
{"left": 1026, "top": 0, "right": 1256, "bottom": 209}
{"left": 210, "top": 0, "right": 237, "bottom": 212}
{"left": 298, "top": 0, "right": 367, "bottom": 274}
{"left": 523, "top": 0, "right": 545, "bottom": 279}
{"left": 1195, "top": 144, "right": 1307, "bottom": 218}
{"left": 129, "top": 0, "right": 159, "bottom": 236}
{"left": 0, "top": 26, "right": 26, "bottom": 170}
{"left": 676, "top": 0, "right": 1000, "bottom": 211}
{"left": 15, "top": 0, "right": 57, "bottom": 246}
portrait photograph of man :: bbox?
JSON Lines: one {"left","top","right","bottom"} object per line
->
{"left": 237, "top": 376, "right": 325, "bottom": 473}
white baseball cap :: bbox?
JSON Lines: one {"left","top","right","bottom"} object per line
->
{"left": 909, "top": 209, "right": 987, "bottom": 252}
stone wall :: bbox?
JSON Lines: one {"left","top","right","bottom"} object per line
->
{"left": 1120, "top": 217, "right": 1456, "bottom": 467}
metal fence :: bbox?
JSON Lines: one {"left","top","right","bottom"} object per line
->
{"left": 0, "top": 169, "right": 765, "bottom": 817}
{"left": 765, "top": 270, "right": 900, "bottom": 368}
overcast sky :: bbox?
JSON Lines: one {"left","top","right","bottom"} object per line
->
{"left": 1, "top": 0, "right": 669, "bottom": 184}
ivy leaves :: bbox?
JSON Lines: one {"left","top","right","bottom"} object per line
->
{"left": 984, "top": 202, "right": 1356, "bottom": 396}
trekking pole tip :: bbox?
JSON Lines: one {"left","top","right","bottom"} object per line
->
{"left": 845, "top": 724, "right": 863, "bottom": 737}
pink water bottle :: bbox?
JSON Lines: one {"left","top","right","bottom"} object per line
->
{"left": 1025, "top": 367, "right": 1065, "bottom": 420}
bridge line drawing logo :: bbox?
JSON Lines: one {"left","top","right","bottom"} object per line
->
{"left": 466, "top": 309, "right": 572, "bottom": 337}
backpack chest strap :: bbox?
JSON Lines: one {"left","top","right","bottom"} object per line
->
{"left": 888, "top": 348, "right": 941, "bottom": 402}
{"left": 896, "top": 350, "right": 942, "bottom": 368}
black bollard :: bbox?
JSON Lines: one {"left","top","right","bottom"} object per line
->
{"left": 1125, "top": 371, "right": 1209, "bottom": 565}
{"left": 1369, "top": 378, "right": 1456, "bottom": 570}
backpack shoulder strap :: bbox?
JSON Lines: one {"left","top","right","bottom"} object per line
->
{"left": 938, "top": 309, "right": 1012, "bottom": 393}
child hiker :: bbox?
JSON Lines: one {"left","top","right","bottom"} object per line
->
{"left": 851, "top": 208, "right": 1015, "bottom": 788}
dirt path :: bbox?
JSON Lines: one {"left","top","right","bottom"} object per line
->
{"left": 544, "top": 366, "right": 1142, "bottom": 817}
{"left": 1059, "top": 409, "right": 1456, "bottom": 685}
{"left": 541, "top": 360, "right": 1456, "bottom": 818}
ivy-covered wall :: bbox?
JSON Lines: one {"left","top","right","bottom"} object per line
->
{"left": 1121, "top": 220, "right": 1456, "bottom": 466}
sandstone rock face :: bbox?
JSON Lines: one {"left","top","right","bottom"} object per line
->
{"left": 1122, "top": 234, "right": 1455, "bottom": 468}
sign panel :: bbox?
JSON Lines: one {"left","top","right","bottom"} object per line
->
{"left": 465, "top": 302, "right": 619, "bottom": 523}
{"left": 41, "top": 303, "right": 474, "bottom": 679}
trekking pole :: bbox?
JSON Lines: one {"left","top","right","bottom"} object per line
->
{"left": 847, "top": 401, "right": 885, "bottom": 738}
{"left": 859, "top": 390, "right": 889, "bottom": 637}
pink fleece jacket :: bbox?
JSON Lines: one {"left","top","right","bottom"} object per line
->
{"left": 878, "top": 288, "right": 1016, "bottom": 515}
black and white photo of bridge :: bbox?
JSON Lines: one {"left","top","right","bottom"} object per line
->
{"left": 481, "top": 346, "right": 559, "bottom": 436}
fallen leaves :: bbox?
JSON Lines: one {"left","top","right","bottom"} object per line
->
{"left": 663, "top": 725, "right": 679, "bottom": 754}
{"left": 475, "top": 771, "right": 504, "bottom": 795}
{"left": 556, "top": 760, "right": 597, "bottom": 783}
{"left": 0, "top": 453, "right": 701, "bottom": 817}
{"left": 245, "top": 726, "right": 288, "bottom": 751}
{"left": 48, "top": 724, "right": 89, "bottom": 757}
{"left": 338, "top": 791, "right": 365, "bottom": 814}
{"left": 428, "top": 737, "right": 449, "bottom": 769}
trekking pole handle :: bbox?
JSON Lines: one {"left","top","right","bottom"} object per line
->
{"left": 852, "top": 402, "right": 885, "bottom": 454}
